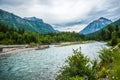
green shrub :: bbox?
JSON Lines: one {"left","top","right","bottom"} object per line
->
{"left": 69, "top": 77, "right": 84, "bottom": 80}
{"left": 110, "top": 38, "right": 118, "bottom": 46}
{"left": 117, "top": 43, "right": 120, "bottom": 48}
{"left": 99, "top": 48, "right": 113, "bottom": 66}
{"left": 30, "top": 42, "right": 36, "bottom": 47}
{"left": 56, "top": 47, "right": 120, "bottom": 80}
{"left": 56, "top": 49, "right": 96, "bottom": 80}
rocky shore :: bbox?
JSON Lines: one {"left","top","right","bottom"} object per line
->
{"left": 0, "top": 45, "right": 49, "bottom": 55}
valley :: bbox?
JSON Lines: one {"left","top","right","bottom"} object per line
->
{"left": 0, "top": 8, "right": 120, "bottom": 80}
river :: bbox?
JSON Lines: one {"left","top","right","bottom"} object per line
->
{"left": 0, "top": 42, "right": 108, "bottom": 80}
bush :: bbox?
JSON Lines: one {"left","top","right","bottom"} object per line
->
{"left": 110, "top": 38, "right": 118, "bottom": 46}
{"left": 30, "top": 42, "right": 36, "bottom": 47}
{"left": 56, "top": 49, "right": 96, "bottom": 80}
{"left": 56, "top": 47, "right": 120, "bottom": 80}
{"left": 118, "top": 43, "right": 120, "bottom": 48}
{"left": 69, "top": 77, "right": 84, "bottom": 80}
{"left": 99, "top": 48, "right": 113, "bottom": 66}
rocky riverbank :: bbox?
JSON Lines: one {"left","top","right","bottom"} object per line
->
{"left": 0, "top": 45, "right": 49, "bottom": 55}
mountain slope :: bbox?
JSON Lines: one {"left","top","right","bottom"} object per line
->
{"left": 24, "top": 17, "right": 56, "bottom": 33}
{"left": 112, "top": 18, "right": 120, "bottom": 26}
{"left": 0, "top": 9, "right": 56, "bottom": 33}
{"left": 80, "top": 17, "right": 112, "bottom": 34}
{"left": 86, "top": 19, "right": 120, "bottom": 39}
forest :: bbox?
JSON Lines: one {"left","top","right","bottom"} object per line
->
{"left": 0, "top": 23, "right": 85, "bottom": 45}
{"left": 86, "top": 24, "right": 120, "bottom": 46}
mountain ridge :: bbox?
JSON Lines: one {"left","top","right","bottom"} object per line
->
{"left": 0, "top": 9, "right": 56, "bottom": 33}
{"left": 79, "top": 17, "right": 112, "bottom": 34}
{"left": 86, "top": 18, "right": 120, "bottom": 38}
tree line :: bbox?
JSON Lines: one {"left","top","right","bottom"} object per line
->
{"left": 86, "top": 24, "right": 120, "bottom": 46}
{"left": 0, "top": 23, "right": 85, "bottom": 45}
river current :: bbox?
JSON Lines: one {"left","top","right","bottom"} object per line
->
{"left": 0, "top": 42, "right": 108, "bottom": 80}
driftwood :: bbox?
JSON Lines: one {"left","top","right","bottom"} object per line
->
{"left": 36, "top": 45, "right": 49, "bottom": 50}
{"left": 0, "top": 48, "right": 3, "bottom": 53}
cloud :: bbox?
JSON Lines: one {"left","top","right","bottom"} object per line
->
{"left": 0, "top": 0, "right": 120, "bottom": 25}
{"left": 53, "top": 24, "right": 86, "bottom": 32}
{"left": 0, "top": 0, "right": 26, "bottom": 6}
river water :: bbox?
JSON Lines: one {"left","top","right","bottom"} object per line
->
{"left": 0, "top": 42, "right": 108, "bottom": 80}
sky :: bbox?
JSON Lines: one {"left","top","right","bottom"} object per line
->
{"left": 0, "top": 0, "right": 120, "bottom": 32}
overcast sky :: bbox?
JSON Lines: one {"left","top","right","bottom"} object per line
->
{"left": 0, "top": 0, "right": 120, "bottom": 25}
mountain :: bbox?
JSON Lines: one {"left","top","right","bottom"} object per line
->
{"left": 86, "top": 19, "right": 120, "bottom": 39}
{"left": 79, "top": 17, "right": 112, "bottom": 34}
{"left": 24, "top": 17, "right": 43, "bottom": 22}
{"left": 24, "top": 17, "right": 56, "bottom": 33}
{"left": 0, "top": 9, "right": 56, "bottom": 33}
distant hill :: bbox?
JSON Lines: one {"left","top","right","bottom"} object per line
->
{"left": 80, "top": 17, "right": 112, "bottom": 34}
{"left": 0, "top": 9, "right": 56, "bottom": 33}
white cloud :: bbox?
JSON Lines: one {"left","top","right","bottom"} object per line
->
{"left": 1, "top": 0, "right": 119, "bottom": 23}
{"left": 53, "top": 24, "right": 87, "bottom": 32}
{"left": 0, "top": 0, "right": 120, "bottom": 32}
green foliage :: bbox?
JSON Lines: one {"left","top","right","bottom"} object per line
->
{"left": 0, "top": 23, "right": 85, "bottom": 45}
{"left": 56, "top": 47, "right": 120, "bottom": 80}
{"left": 99, "top": 48, "right": 113, "bottom": 66}
{"left": 107, "top": 24, "right": 115, "bottom": 33}
{"left": 110, "top": 38, "right": 118, "bottom": 46}
{"left": 56, "top": 49, "right": 96, "bottom": 80}
{"left": 97, "top": 47, "right": 120, "bottom": 80}
{"left": 69, "top": 77, "right": 84, "bottom": 80}
{"left": 117, "top": 43, "right": 120, "bottom": 48}
{"left": 30, "top": 42, "right": 36, "bottom": 47}
{"left": 86, "top": 23, "right": 120, "bottom": 46}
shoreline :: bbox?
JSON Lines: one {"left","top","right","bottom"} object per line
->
{"left": 0, "top": 45, "right": 49, "bottom": 56}
{"left": 0, "top": 41, "right": 95, "bottom": 55}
